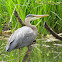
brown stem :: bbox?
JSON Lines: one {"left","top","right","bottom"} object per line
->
{"left": 14, "top": 10, "right": 26, "bottom": 26}
{"left": 44, "top": 21, "right": 62, "bottom": 41}
{"left": 19, "top": 48, "right": 20, "bottom": 62}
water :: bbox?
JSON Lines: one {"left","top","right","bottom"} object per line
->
{"left": 0, "top": 36, "right": 62, "bottom": 62}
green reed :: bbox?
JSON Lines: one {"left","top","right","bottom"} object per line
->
{"left": 0, "top": 0, "right": 62, "bottom": 34}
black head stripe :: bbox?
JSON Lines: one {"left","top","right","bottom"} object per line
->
{"left": 26, "top": 14, "right": 34, "bottom": 18}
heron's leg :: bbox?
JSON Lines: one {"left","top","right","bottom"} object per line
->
{"left": 22, "top": 46, "right": 32, "bottom": 62}
{"left": 27, "top": 46, "right": 32, "bottom": 62}
{"left": 22, "top": 40, "right": 36, "bottom": 62}
{"left": 19, "top": 48, "right": 20, "bottom": 62}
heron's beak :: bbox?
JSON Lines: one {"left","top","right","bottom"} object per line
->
{"left": 34, "top": 15, "right": 49, "bottom": 18}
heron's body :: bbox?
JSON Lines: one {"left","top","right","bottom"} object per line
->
{"left": 6, "top": 26, "right": 37, "bottom": 52}
{"left": 6, "top": 14, "right": 49, "bottom": 52}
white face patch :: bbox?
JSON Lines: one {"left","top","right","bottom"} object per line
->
{"left": 25, "top": 16, "right": 40, "bottom": 22}
{"left": 29, "top": 17, "right": 39, "bottom": 21}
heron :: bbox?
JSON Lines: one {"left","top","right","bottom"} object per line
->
{"left": 6, "top": 14, "right": 49, "bottom": 61}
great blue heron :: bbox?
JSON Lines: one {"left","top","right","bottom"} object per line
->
{"left": 6, "top": 14, "right": 49, "bottom": 61}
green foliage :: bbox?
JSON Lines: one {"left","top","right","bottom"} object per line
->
{"left": 0, "top": 0, "right": 62, "bottom": 34}
{"left": 0, "top": 0, "right": 62, "bottom": 62}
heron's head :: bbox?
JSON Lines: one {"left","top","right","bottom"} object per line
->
{"left": 25, "top": 14, "right": 49, "bottom": 22}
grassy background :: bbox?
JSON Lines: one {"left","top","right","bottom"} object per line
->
{"left": 0, "top": 0, "right": 62, "bottom": 62}
{"left": 0, "top": 0, "right": 62, "bottom": 34}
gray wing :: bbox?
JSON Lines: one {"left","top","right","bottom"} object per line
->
{"left": 16, "top": 31, "right": 35, "bottom": 48}
{"left": 6, "top": 26, "right": 35, "bottom": 52}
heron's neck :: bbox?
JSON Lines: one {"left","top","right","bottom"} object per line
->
{"left": 25, "top": 19, "right": 38, "bottom": 35}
